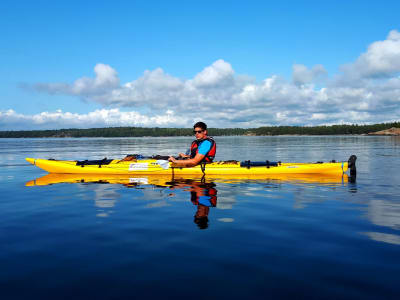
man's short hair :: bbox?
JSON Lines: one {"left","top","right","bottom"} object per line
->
{"left": 193, "top": 122, "right": 207, "bottom": 130}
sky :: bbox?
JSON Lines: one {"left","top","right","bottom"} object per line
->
{"left": 1, "top": 0, "right": 400, "bottom": 130}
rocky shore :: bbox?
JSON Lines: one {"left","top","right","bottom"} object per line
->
{"left": 368, "top": 127, "right": 400, "bottom": 136}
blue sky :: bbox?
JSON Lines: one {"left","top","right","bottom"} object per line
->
{"left": 1, "top": 0, "right": 400, "bottom": 129}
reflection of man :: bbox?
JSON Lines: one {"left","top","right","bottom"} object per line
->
{"left": 170, "top": 179, "right": 217, "bottom": 230}
{"left": 191, "top": 182, "right": 217, "bottom": 230}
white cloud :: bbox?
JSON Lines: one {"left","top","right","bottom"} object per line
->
{"left": 191, "top": 59, "right": 235, "bottom": 87}
{"left": 0, "top": 109, "right": 186, "bottom": 130}
{"left": 71, "top": 63, "right": 120, "bottom": 95}
{"left": 292, "top": 64, "right": 327, "bottom": 85}
{"left": 34, "top": 63, "right": 120, "bottom": 97}
{"left": 10, "top": 30, "right": 400, "bottom": 129}
{"left": 341, "top": 30, "right": 400, "bottom": 79}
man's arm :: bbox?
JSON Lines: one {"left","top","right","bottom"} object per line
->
{"left": 168, "top": 153, "right": 205, "bottom": 167}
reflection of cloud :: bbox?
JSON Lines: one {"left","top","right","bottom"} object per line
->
{"left": 367, "top": 200, "right": 400, "bottom": 229}
{"left": 129, "top": 178, "right": 149, "bottom": 184}
{"left": 363, "top": 199, "right": 400, "bottom": 245}
{"left": 92, "top": 185, "right": 120, "bottom": 217}
{"left": 364, "top": 232, "right": 400, "bottom": 245}
{"left": 216, "top": 194, "right": 236, "bottom": 210}
{"left": 218, "top": 218, "right": 234, "bottom": 223}
{"left": 146, "top": 201, "right": 171, "bottom": 208}
{"left": 96, "top": 212, "right": 109, "bottom": 218}
{"left": 138, "top": 188, "right": 171, "bottom": 203}
{"left": 95, "top": 199, "right": 116, "bottom": 208}
{"left": 293, "top": 200, "right": 306, "bottom": 210}
{"left": 94, "top": 187, "right": 119, "bottom": 208}
{"left": 292, "top": 187, "right": 318, "bottom": 209}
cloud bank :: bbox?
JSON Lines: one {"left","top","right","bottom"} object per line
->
{"left": 0, "top": 109, "right": 183, "bottom": 130}
{"left": 2, "top": 30, "right": 400, "bottom": 129}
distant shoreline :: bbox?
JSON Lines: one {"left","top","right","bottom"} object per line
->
{"left": 1, "top": 122, "right": 399, "bottom": 138}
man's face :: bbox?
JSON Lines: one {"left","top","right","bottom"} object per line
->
{"left": 193, "top": 127, "right": 206, "bottom": 140}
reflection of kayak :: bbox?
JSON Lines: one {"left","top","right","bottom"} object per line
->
{"left": 26, "top": 155, "right": 356, "bottom": 175}
{"left": 25, "top": 173, "right": 351, "bottom": 187}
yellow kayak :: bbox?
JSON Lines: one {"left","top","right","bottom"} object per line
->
{"left": 25, "top": 155, "right": 356, "bottom": 175}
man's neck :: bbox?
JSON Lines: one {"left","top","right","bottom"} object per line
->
{"left": 197, "top": 135, "right": 207, "bottom": 141}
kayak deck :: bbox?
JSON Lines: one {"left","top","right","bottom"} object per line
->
{"left": 26, "top": 156, "right": 356, "bottom": 175}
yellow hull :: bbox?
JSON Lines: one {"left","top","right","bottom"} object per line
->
{"left": 26, "top": 157, "right": 350, "bottom": 175}
{"left": 26, "top": 173, "right": 350, "bottom": 187}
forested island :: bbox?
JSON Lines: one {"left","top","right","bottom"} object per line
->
{"left": 0, "top": 122, "right": 399, "bottom": 138}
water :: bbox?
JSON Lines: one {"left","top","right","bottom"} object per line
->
{"left": 1, "top": 136, "right": 399, "bottom": 299}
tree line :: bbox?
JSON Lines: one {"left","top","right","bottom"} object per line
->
{"left": 0, "top": 122, "right": 399, "bottom": 138}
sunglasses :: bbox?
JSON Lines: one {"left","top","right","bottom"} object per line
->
{"left": 193, "top": 130, "right": 204, "bottom": 134}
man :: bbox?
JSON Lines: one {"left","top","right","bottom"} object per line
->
{"left": 168, "top": 122, "right": 216, "bottom": 167}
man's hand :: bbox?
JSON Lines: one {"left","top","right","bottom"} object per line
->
{"left": 168, "top": 153, "right": 205, "bottom": 167}
{"left": 120, "top": 155, "right": 135, "bottom": 162}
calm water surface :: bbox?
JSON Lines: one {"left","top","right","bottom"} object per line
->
{"left": 1, "top": 136, "right": 399, "bottom": 299}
